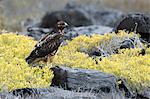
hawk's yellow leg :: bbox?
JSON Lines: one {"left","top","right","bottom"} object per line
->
{"left": 47, "top": 55, "right": 54, "bottom": 68}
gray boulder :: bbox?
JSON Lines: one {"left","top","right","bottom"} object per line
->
{"left": 50, "top": 66, "right": 118, "bottom": 93}
{"left": 50, "top": 66, "right": 134, "bottom": 98}
{"left": 1, "top": 87, "right": 133, "bottom": 99}
{"left": 1, "top": 87, "right": 98, "bottom": 99}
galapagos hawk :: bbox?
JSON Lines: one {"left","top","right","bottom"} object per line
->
{"left": 25, "top": 21, "right": 68, "bottom": 66}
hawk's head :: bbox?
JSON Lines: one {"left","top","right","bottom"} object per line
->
{"left": 55, "top": 21, "right": 69, "bottom": 33}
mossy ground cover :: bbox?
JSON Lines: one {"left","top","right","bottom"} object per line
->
{"left": 0, "top": 31, "right": 150, "bottom": 92}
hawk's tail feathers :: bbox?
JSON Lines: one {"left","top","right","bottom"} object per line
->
{"left": 25, "top": 55, "right": 36, "bottom": 64}
{"left": 25, "top": 48, "right": 39, "bottom": 64}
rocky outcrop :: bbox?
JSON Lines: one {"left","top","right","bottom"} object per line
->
{"left": 2, "top": 86, "right": 135, "bottom": 99}
{"left": 64, "top": 25, "right": 112, "bottom": 40}
{"left": 39, "top": 9, "right": 92, "bottom": 28}
{"left": 26, "top": 25, "right": 113, "bottom": 40}
{"left": 3, "top": 66, "right": 150, "bottom": 99}
{"left": 21, "top": 3, "right": 123, "bottom": 33}
{"left": 1, "top": 66, "right": 134, "bottom": 99}
{"left": 114, "top": 13, "right": 150, "bottom": 43}
{"left": 50, "top": 66, "right": 118, "bottom": 93}
{"left": 50, "top": 66, "right": 134, "bottom": 98}
{"left": 65, "top": 3, "right": 124, "bottom": 27}
{"left": 2, "top": 87, "right": 98, "bottom": 99}
{"left": 19, "top": 3, "right": 124, "bottom": 40}
{"left": 137, "top": 87, "right": 150, "bottom": 99}
{"left": 38, "top": 4, "right": 124, "bottom": 29}
{"left": 119, "top": 39, "right": 135, "bottom": 49}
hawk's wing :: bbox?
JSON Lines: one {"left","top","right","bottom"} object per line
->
{"left": 26, "top": 33, "right": 63, "bottom": 64}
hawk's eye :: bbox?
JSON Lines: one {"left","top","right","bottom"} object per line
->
{"left": 59, "top": 23, "right": 65, "bottom": 25}
{"left": 62, "top": 23, "right": 65, "bottom": 25}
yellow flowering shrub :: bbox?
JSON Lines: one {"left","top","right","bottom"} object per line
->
{"left": 99, "top": 49, "right": 150, "bottom": 91}
{"left": 0, "top": 30, "right": 149, "bottom": 92}
{"left": 53, "top": 31, "right": 150, "bottom": 91}
{"left": 0, "top": 33, "right": 53, "bottom": 91}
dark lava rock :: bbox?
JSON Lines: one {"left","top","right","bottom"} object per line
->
{"left": 26, "top": 25, "right": 112, "bottom": 40}
{"left": 137, "top": 87, "right": 150, "bottom": 99}
{"left": 39, "top": 5, "right": 124, "bottom": 29}
{"left": 114, "top": 13, "right": 150, "bottom": 42}
{"left": 65, "top": 2, "right": 124, "bottom": 27}
{"left": 86, "top": 7, "right": 124, "bottom": 27}
{"left": 11, "top": 88, "right": 38, "bottom": 97}
{"left": 5, "top": 87, "right": 98, "bottom": 99}
{"left": 83, "top": 47, "right": 109, "bottom": 62}
{"left": 21, "top": 4, "right": 123, "bottom": 40}
{"left": 26, "top": 27, "right": 51, "bottom": 40}
{"left": 26, "top": 3, "right": 123, "bottom": 31}
{"left": 120, "top": 39, "right": 135, "bottom": 49}
{"left": 1, "top": 67, "right": 136, "bottom": 99}
{"left": 1, "top": 86, "right": 135, "bottom": 99}
{"left": 50, "top": 66, "right": 118, "bottom": 93}
{"left": 85, "top": 36, "right": 146, "bottom": 63}
{"left": 39, "top": 9, "right": 92, "bottom": 28}
{"left": 88, "top": 47, "right": 108, "bottom": 57}
{"left": 117, "top": 79, "right": 135, "bottom": 98}
{"left": 119, "top": 38, "right": 146, "bottom": 55}
{"left": 50, "top": 66, "right": 134, "bottom": 98}
{"left": 65, "top": 25, "right": 112, "bottom": 40}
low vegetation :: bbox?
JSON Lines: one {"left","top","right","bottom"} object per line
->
{"left": 0, "top": 33, "right": 53, "bottom": 91}
{"left": 0, "top": 31, "right": 149, "bottom": 92}
{"left": 53, "top": 31, "right": 150, "bottom": 91}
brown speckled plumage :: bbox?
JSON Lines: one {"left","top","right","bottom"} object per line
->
{"left": 26, "top": 21, "right": 68, "bottom": 64}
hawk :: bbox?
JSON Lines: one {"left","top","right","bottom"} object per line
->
{"left": 25, "top": 21, "right": 68, "bottom": 66}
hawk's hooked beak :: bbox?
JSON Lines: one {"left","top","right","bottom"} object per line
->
{"left": 64, "top": 22, "right": 69, "bottom": 28}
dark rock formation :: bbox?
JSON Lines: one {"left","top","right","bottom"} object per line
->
{"left": 11, "top": 88, "right": 38, "bottom": 97}
{"left": 50, "top": 66, "right": 118, "bottom": 93}
{"left": 50, "top": 66, "right": 134, "bottom": 98}
{"left": 2, "top": 87, "right": 98, "bottom": 99}
{"left": 137, "top": 87, "right": 150, "bottom": 99}
{"left": 81, "top": 47, "right": 109, "bottom": 62}
{"left": 88, "top": 47, "right": 108, "bottom": 57}
{"left": 20, "top": 4, "right": 124, "bottom": 40}
{"left": 39, "top": 9, "right": 92, "bottom": 28}
{"left": 0, "top": 67, "right": 140, "bottom": 99}
{"left": 117, "top": 79, "right": 135, "bottom": 98}
{"left": 119, "top": 38, "right": 146, "bottom": 55}
{"left": 22, "top": 3, "right": 123, "bottom": 33}
{"left": 120, "top": 39, "right": 135, "bottom": 49}
{"left": 114, "top": 13, "right": 150, "bottom": 42}
{"left": 65, "top": 25, "right": 112, "bottom": 40}
{"left": 38, "top": 4, "right": 124, "bottom": 29}
{"left": 26, "top": 25, "right": 112, "bottom": 40}
{"left": 2, "top": 86, "right": 136, "bottom": 99}
{"left": 26, "top": 27, "right": 51, "bottom": 40}
{"left": 65, "top": 2, "right": 124, "bottom": 27}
